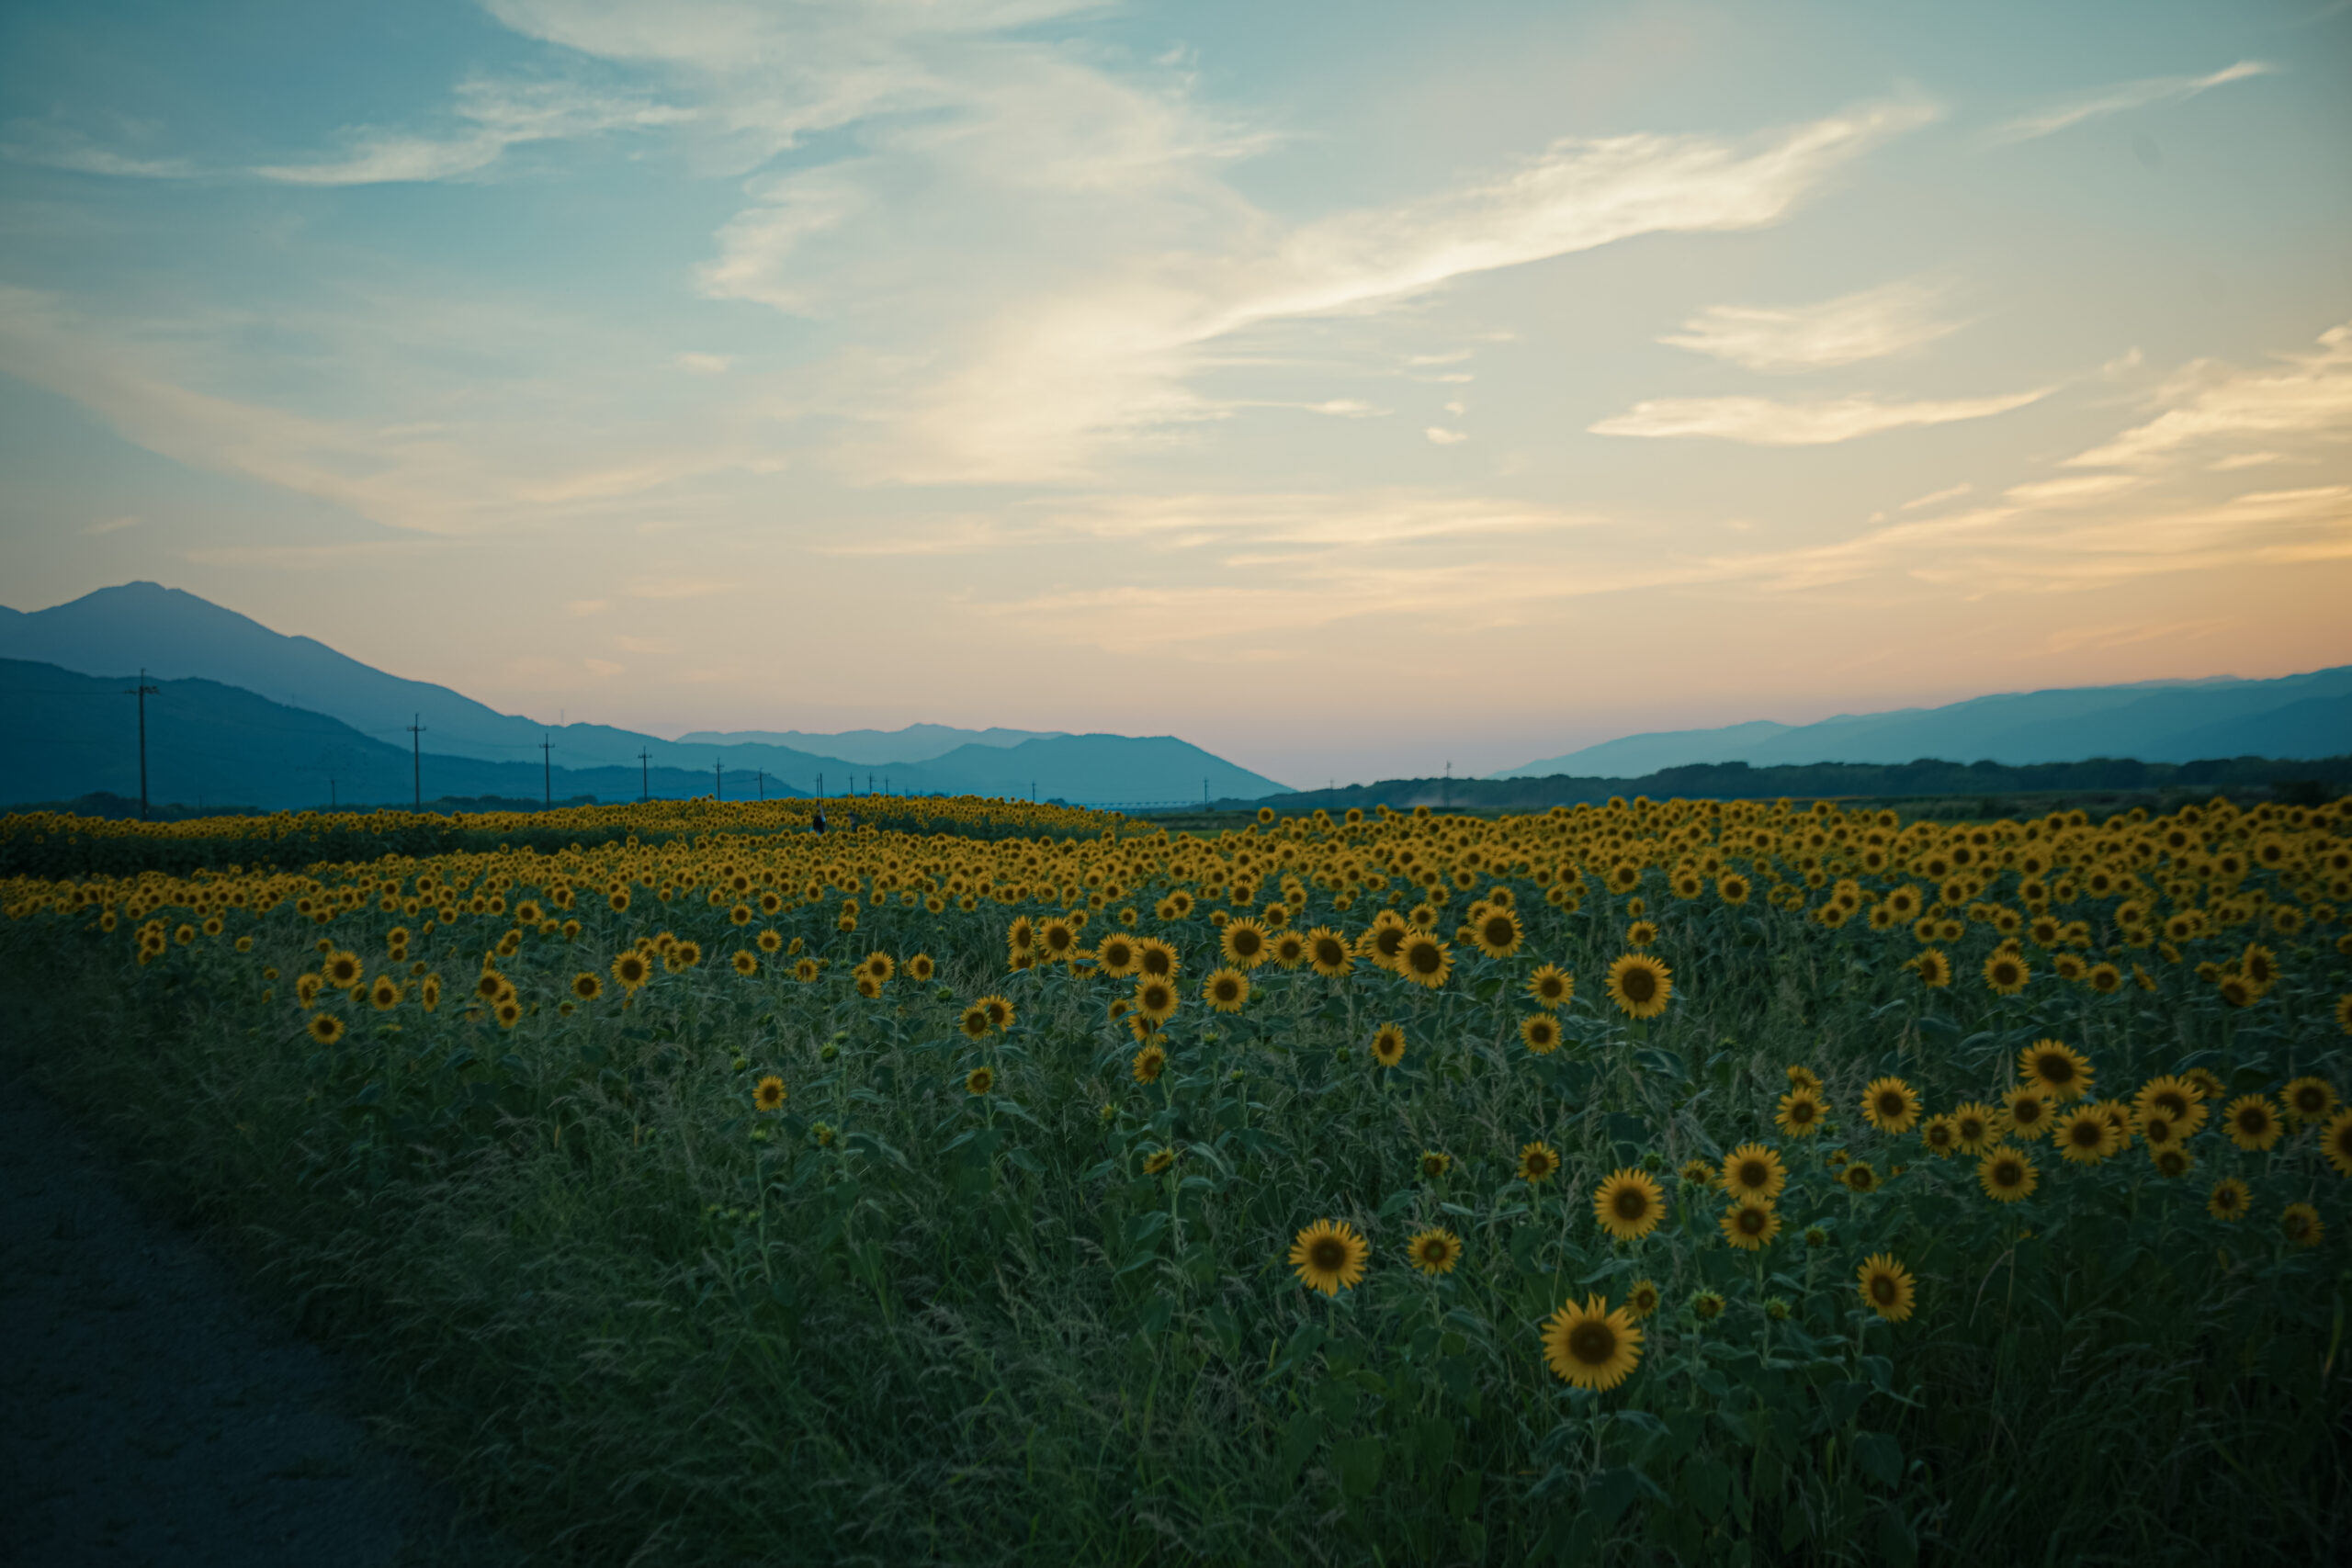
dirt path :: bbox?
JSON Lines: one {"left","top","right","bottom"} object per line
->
{"left": 0, "top": 1071, "right": 511, "bottom": 1566}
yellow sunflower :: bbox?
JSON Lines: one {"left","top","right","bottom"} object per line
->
{"left": 2280, "top": 1202, "right": 2324, "bottom": 1248}
{"left": 2282, "top": 1076, "right": 2339, "bottom": 1126}
{"left": 1370, "top": 1022, "right": 1407, "bottom": 1068}
{"left": 1203, "top": 967, "right": 1250, "bottom": 1013}
{"left": 1133, "top": 977, "right": 1180, "bottom": 1025}
{"left": 1471, "top": 907, "right": 1524, "bottom": 960}
{"left": 1983, "top": 952, "right": 2030, "bottom": 997}
{"left": 1518, "top": 1140, "right": 1562, "bottom": 1184}
{"left": 1977, "top": 1145, "right": 2038, "bottom": 1202}
{"left": 1856, "top": 1254, "right": 1915, "bottom": 1323}
{"left": 1131, "top": 1043, "right": 1168, "bottom": 1084}
{"left": 1999, "top": 1087, "right": 2054, "bottom": 1142}
{"left": 754, "top": 1075, "right": 787, "bottom": 1112}
{"left": 965, "top": 1066, "right": 995, "bottom": 1096}
{"left": 1540, "top": 1295, "right": 1644, "bottom": 1391}
{"left": 1775, "top": 1088, "right": 1826, "bottom": 1138}
{"left": 1519, "top": 1014, "right": 1562, "bottom": 1055}
{"left": 1604, "top": 953, "right": 1672, "bottom": 1020}
{"left": 1719, "top": 1200, "right": 1781, "bottom": 1251}
{"left": 2324, "top": 1108, "right": 2352, "bottom": 1178}
{"left": 2222, "top": 1095, "right": 2282, "bottom": 1153}
{"left": 2206, "top": 1177, "right": 2250, "bottom": 1221}
{"left": 1407, "top": 1228, "right": 1462, "bottom": 1276}
{"left": 1397, "top": 933, "right": 1453, "bottom": 988}
{"left": 1219, "top": 917, "right": 1272, "bottom": 970}
{"left": 1721, "top": 1144, "right": 1787, "bottom": 1202}
{"left": 1592, "top": 1168, "right": 1665, "bottom": 1241}
{"left": 1305, "top": 927, "right": 1354, "bottom": 978}
{"left": 1526, "top": 964, "right": 1574, "bottom": 1010}
{"left": 1289, "top": 1219, "right": 1369, "bottom": 1295}
{"left": 2018, "top": 1040, "right": 2093, "bottom": 1102}
{"left": 1861, "top": 1077, "right": 1921, "bottom": 1135}
{"left": 2053, "top": 1106, "right": 2120, "bottom": 1165}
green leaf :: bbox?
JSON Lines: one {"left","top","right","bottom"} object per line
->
{"left": 1683, "top": 1456, "right": 1732, "bottom": 1522}
{"left": 1584, "top": 1464, "right": 1664, "bottom": 1527}
{"left": 1820, "top": 1379, "right": 1870, "bottom": 1427}
{"left": 1853, "top": 1430, "right": 1902, "bottom": 1488}
{"left": 1332, "top": 1435, "right": 1384, "bottom": 1498}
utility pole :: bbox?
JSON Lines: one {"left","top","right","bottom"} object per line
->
{"left": 638, "top": 747, "right": 650, "bottom": 802}
{"left": 817, "top": 772, "right": 824, "bottom": 801}
{"left": 405, "top": 715, "right": 425, "bottom": 809}
{"left": 1442, "top": 761, "right": 1450, "bottom": 811}
{"left": 124, "top": 670, "right": 159, "bottom": 821}
{"left": 715, "top": 757, "right": 722, "bottom": 801}
{"left": 540, "top": 735, "right": 552, "bottom": 809}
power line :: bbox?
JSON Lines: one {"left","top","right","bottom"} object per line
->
{"left": 406, "top": 716, "right": 426, "bottom": 809}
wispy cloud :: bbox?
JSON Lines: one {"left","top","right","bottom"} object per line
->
{"left": 2064, "top": 321, "right": 2352, "bottom": 468}
{"left": 253, "top": 77, "right": 692, "bottom": 186}
{"left": 1425, "top": 426, "right": 1468, "bottom": 445}
{"left": 1985, "top": 60, "right": 2275, "bottom": 145}
{"left": 1659, "top": 280, "right": 1964, "bottom": 371}
{"left": 0, "top": 129, "right": 199, "bottom": 180}
{"left": 1899, "top": 483, "right": 1971, "bottom": 511}
{"left": 695, "top": 91, "right": 1937, "bottom": 480}
{"left": 82, "top": 514, "right": 142, "bottom": 535}
{"left": 1589, "top": 387, "right": 2049, "bottom": 445}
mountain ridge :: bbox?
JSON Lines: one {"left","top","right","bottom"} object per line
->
{"left": 1501, "top": 666, "right": 2352, "bottom": 776}
{"left": 0, "top": 584, "right": 1293, "bottom": 801}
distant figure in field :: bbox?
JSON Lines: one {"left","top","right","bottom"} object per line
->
{"left": 811, "top": 806, "right": 827, "bottom": 833}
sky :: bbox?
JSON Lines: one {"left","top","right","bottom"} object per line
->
{"left": 2, "top": 0, "right": 2349, "bottom": 790}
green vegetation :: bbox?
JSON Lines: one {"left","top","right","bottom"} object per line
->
{"left": 3, "top": 793, "right": 2346, "bottom": 1563}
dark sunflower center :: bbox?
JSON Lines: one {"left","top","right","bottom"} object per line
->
{"left": 1996, "top": 1161, "right": 2022, "bottom": 1186}
{"left": 1310, "top": 1237, "right": 1348, "bottom": 1271}
{"left": 1738, "top": 1160, "right": 1768, "bottom": 1188}
{"left": 1613, "top": 1188, "right": 1648, "bottom": 1220}
{"left": 1791, "top": 1101, "right": 1816, "bottom": 1122}
{"left": 1871, "top": 1275, "right": 1897, "bottom": 1304}
{"left": 1620, "top": 967, "right": 1657, "bottom": 1003}
{"left": 2038, "top": 1056, "right": 2074, "bottom": 1083}
{"left": 1738, "top": 1208, "right": 1766, "bottom": 1235}
{"left": 1568, "top": 1323, "right": 1617, "bottom": 1364}
{"left": 1408, "top": 944, "right": 1441, "bottom": 975}
{"left": 1877, "top": 1093, "right": 1905, "bottom": 1116}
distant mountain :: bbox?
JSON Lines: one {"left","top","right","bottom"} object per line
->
{"left": 1499, "top": 667, "right": 2352, "bottom": 776}
{"left": 673, "top": 724, "right": 1063, "bottom": 764}
{"left": 0, "top": 583, "right": 1294, "bottom": 802}
{"left": 0, "top": 660, "right": 791, "bottom": 811}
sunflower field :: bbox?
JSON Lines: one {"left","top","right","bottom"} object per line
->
{"left": 3, "top": 791, "right": 2348, "bottom": 1564}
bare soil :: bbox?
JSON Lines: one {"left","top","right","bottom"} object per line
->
{"left": 0, "top": 1068, "right": 510, "bottom": 1566}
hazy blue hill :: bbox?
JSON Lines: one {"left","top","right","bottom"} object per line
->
{"left": 1503, "top": 667, "right": 2352, "bottom": 775}
{"left": 673, "top": 724, "right": 1063, "bottom": 764}
{"left": 0, "top": 660, "right": 801, "bottom": 811}
{"left": 1, "top": 584, "right": 1295, "bottom": 801}
{"left": 880, "top": 734, "right": 1291, "bottom": 806}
